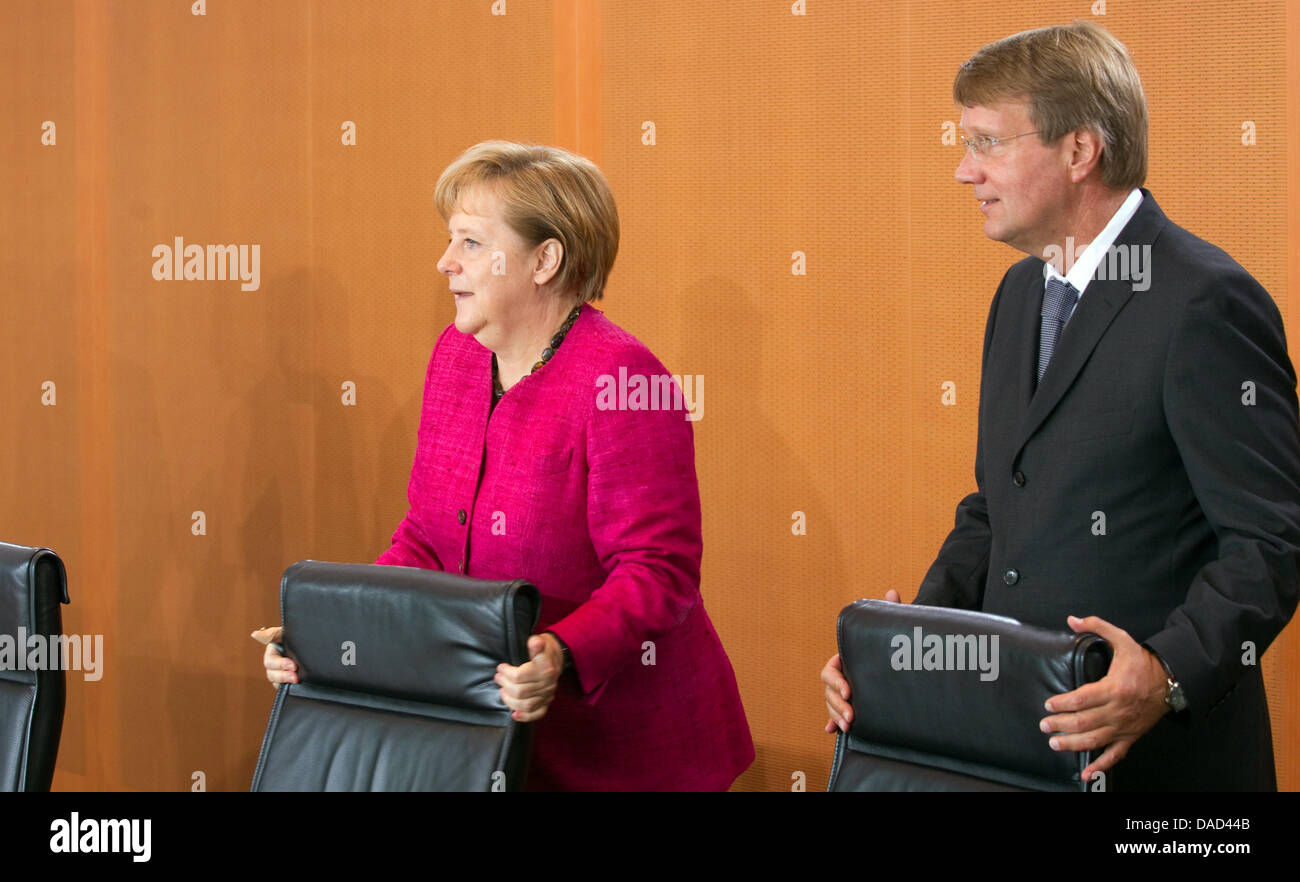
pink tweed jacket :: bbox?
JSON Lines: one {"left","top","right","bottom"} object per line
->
{"left": 375, "top": 304, "right": 754, "bottom": 790}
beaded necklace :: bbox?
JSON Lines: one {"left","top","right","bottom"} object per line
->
{"left": 492, "top": 304, "right": 582, "bottom": 402}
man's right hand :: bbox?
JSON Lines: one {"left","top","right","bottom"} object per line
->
{"left": 823, "top": 588, "right": 900, "bottom": 733}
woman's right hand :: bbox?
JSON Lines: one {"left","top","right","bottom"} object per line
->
{"left": 251, "top": 626, "right": 299, "bottom": 687}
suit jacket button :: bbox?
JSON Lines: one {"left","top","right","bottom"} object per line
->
{"left": 1003, "top": 568, "right": 1019, "bottom": 585}
{"left": 1012, "top": 471, "right": 1026, "bottom": 487}
{"left": 457, "top": 508, "right": 467, "bottom": 525}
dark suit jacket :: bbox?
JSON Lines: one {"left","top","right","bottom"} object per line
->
{"left": 915, "top": 191, "right": 1300, "bottom": 790}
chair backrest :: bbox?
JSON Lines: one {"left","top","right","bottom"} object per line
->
{"left": 251, "top": 561, "right": 540, "bottom": 792}
{"left": 0, "top": 541, "right": 70, "bottom": 792}
{"left": 828, "top": 600, "right": 1111, "bottom": 792}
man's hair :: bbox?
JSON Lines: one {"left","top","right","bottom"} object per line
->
{"left": 434, "top": 141, "right": 619, "bottom": 303}
{"left": 954, "top": 21, "right": 1147, "bottom": 190}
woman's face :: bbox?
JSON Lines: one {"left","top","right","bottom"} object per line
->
{"left": 436, "top": 185, "right": 552, "bottom": 351}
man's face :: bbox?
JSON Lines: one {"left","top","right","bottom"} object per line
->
{"left": 955, "top": 100, "right": 1075, "bottom": 258}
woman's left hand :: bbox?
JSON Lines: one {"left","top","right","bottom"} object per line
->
{"left": 496, "top": 633, "right": 564, "bottom": 722}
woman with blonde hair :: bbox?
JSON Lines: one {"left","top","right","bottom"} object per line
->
{"left": 258, "top": 141, "right": 753, "bottom": 791}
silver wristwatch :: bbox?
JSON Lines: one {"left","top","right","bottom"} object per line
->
{"left": 1153, "top": 651, "right": 1187, "bottom": 713}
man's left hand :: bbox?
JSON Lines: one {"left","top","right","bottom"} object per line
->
{"left": 1040, "top": 614, "right": 1171, "bottom": 784}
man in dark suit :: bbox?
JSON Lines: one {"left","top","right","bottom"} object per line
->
{"left": 822, "top": 21, "right": 1300, "bottom": 790}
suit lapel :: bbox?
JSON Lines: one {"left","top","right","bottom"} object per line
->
{"left": 1011, "top": 272, "right": 1039, "bottom": 435}
{"left": 1013, "top": 190, "right": 1168, "bottom": 454}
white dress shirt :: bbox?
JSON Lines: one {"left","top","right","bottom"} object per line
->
{"left": 1045, "top": 187, "right": 1143, "bottom": 323}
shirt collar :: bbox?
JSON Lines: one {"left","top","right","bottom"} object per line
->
{"left": 1045, "top": 188, "right": 1144, "bottom": 296}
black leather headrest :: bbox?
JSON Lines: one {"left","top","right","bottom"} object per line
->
{"left": 0, "top": 542, "right": 69, "bottom": 635}
{"left": 832, "top": 600, "right": 1110, "bottom": 789}
{"left": 0, "top": 540, "right": 69, "bottom": 792}
{"left": 279, "top": 561, "right": 540, "bottom": 713}
{"left": 0, "top": 543, "right": 70, "bottom": 690}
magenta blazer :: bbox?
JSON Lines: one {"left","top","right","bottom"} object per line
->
{"left": 375, "top": 304, "right": 754, "bottom": 790}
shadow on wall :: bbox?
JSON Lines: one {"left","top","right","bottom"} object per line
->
{"left": 107, "top": 267, "right": 417, "bottom": 791}
{"left": 677, "top": 277, "right": 846, "bottom": 792}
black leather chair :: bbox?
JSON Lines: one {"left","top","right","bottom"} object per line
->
{"left": 0, "top": 541, "right": 70, "bottom": 792}
{"left": 828, "top": 599, "right": 1111, "bottom": 791}
{"left": 251, "top": 561, "right": 540, "bottom": 792}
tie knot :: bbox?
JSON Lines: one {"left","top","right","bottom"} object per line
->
{"left": 1042, "top": 278, "right": 1078, "bottom": 324}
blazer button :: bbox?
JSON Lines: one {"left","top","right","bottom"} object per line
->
{"left": 1012, "top": 471, "right": 1026, "bottom": 487}
{"left": 1003, "top": 568, "right": 1019, "bottom": 585}
{"left": 457, "top": 509, "right": 467, "bottom": 525}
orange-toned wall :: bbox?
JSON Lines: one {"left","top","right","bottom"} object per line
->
{"left": 0, "top": 0, "right": 1295, "bottom": 792}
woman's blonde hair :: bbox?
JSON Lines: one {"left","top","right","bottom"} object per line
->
{"left": 434, "top": 141, "right": 619, "bottom": 302}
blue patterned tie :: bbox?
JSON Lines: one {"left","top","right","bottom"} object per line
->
{"left": 1037, "top": 278, "right": 1078, "bottom": 383}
